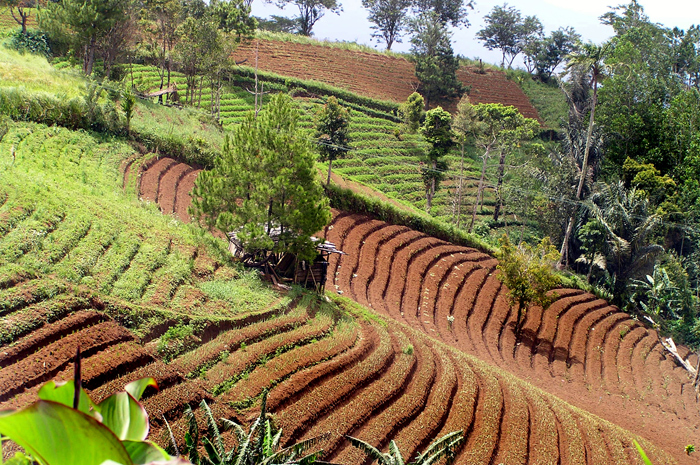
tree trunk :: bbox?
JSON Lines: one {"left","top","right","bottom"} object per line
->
{"left": 469, "top": 149, "right": 490, "bottom": 233}
{"left": 456, "top": 142, "right": 465, "bottom": 228}
{"left": 558, "top": 76, "right": 598, "bottom": 268}
{"left": 492, "top": 149, "right": 507, "bottom": 222}
{"left": 84, "top": 36, "right": 97, "bottom": 76}
{"left": 326, "top": 159, "right": 333, "bottom": 185}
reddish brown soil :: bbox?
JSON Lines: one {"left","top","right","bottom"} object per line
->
{"left": 232, "top": 39, "right": 540, "bottom": 120}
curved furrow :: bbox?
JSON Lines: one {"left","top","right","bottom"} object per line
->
{"left": 0, "top": 310, "right": 108, "bottom": 366}
{"left": 584, "top": 312, "right": 629, "bottom": 388}
{"left": 615, "top": 325, "right": 649, "bottom": 400}
{"left": 381, "top": 236, "right": 441, "bottom": 321}
{"left": 598, "top": 427, "right": 630, "bottom": 465}
{"left": 641, "top": 341, "right": 670, "bottom": 409}
{"left": 278, "top": 322, "right": 397, "bottom": 446}
{"left": 546, "top": 399, "right": 587, "bottom": 465}
{"left": 411, "top": 249, "right": 477, "bottom": 336}
{"left": 655, "top": 355, "right": 689, "bottom": 416}
{"left": 142, "top": 379, "right": 212, "bottom": 427}
{"left": 531, "top": 293, "right": 597, "bottom": 374}
{"left": 325, "top": 214, "right": 369, "bottom": 288}
{"left": 366, "top": 229, "right": 428, "bottom": 317}
{"left": 402, "top": 245, "right": 466, "bottom": 330}
{"left": 139, "top": 157, "right": 178, "bottom": 202}
{"left": 0, "top": 278, "right": 69, "bottom": 321}
{"left": 486, "top": 283, "right": 520, "bottom": 371}
{"left": 352, "top": 224, "right": 409, "bottom": 307}
{"left": 522, "top": 388, "right": 560, "bottom": 464}
{"left": 334, "top": 219, "right": 385, "bottom": 302}
{"left": 451, "top": 267, "right": 492, "bottom": 355}
{"left": 221, "top": 321, "right": 359, "bottom": 406}
{"left": 492, "top": 379, "right": 530, "bottom": 465}
{"left": 266, "top": 320, "right": 378, "bottom": 413}
{"left": 173, "top": 168, "right": 201, "bottom": 223}
{"left": 575, "top": 413, "right": 614, "bottom": 464}
{"left": 466, "top": 276, "right": 502, "bottom": 365}
{"left": 630, "top": 332, "right": 660, "bottom": 402}
{"left": 457, "top": 363, "right": 504, "bottom": 465}
{"left": 204, "top": 314, "right": 334, "bottom": 389}
{"left": 0, "top": 321, "right": 133, "bottom": 402}
{"left": 53, "top": 222, "right": 118, "bottom": 283}
{"left": 601, "top": 318, "right": 640, "bottom": 395}
{"left": 432, "top": 259, "right": 482, "bottom": 343}
{"left": 564, "top": 304, "right": 618, "bottom": 384}
{"left": 391, "top": 345, "right": 458, "bottom": 461}
{"left": 172, "top": 305, "right": 308, "bottom": 376}
{"left": 436, "top": 351, "right": 479, "bottom": 460}
{"left": 330, "top": 331, "right": 434, "bottom": 465}
{"left": 514, "top": 288, "right": 582, "bottom": 369}
{"left": 323, "top": 211, "right": 357, "bottom": 286}
{"left": 549, "top": 299, "right": 609, "bottom": 379}
{"left": 158, "top": 163, "right": 194, "bottom": 215}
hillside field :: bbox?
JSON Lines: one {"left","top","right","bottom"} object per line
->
{"left": 0, "top": 40, "right": 698, "bottom": 465}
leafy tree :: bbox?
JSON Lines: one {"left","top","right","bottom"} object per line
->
{"left": 409, "top": 12, "right": 464, "bottom": 107}
{"left": 190, "top": 94, "right": 331, "bottom": 262}
{"left": 460, "top": 102, "right": 535, "bottom": 231}
{"left": 497, "top": 234, "right": 560, "bottom": 335}
{"left": 273, "top": 0, "right": 342, "bottom": 36}
{"left": 420, "top": 106, "right": 453, "bottom": 212}
{"left": 362, "top": 0, "right": 411, "bottom": 50}
{"left": 255, "top": 15, "right": 302, "bottom": 33}
{"left": 398, "top": 91, "right": 425, "bottom": 133}
{"left": 346, "top": 430, "right": 464, "bottom": 465}
{"left": 476, "top": 3, "right": 543, "bottom": 69}
{"left": 141, "top": 0, "right": 183, "bottom": 102}
{"left": 523, "top": 27, "right": 580, "bottom": 81}
{"left": 39, "top": 0, "right": 129, "bottom": 75}
{"left": 184, "top": 391, "right": 329, "bottom": 465}
{"left": 450, "top": 95, "right": 475, "bottom": 227}
{"left": 315, "top": 96, "right": 351, "bottom": 185}
{"left": 558, "top": 41, "right": 613, "bottom": 267}
{"left": 411, "top": 0, "right": 473, "bottom": 28}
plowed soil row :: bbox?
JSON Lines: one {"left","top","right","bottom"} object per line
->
{"left": 232, "top": 39, "right": 540, "bottom": 120}
{"left": 325, "top": 210, "right": 700, "bottom": 464}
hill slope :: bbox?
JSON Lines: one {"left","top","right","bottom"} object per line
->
{"left": 232, "top": 38, "right": 540, "bottom": 120}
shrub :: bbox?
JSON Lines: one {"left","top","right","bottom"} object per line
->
{"left": 8, "top": 29, "right": 50, "bottom": 57}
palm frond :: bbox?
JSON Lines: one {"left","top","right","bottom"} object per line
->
{"left": 411, "top": 431, "right": 463, "bottom": 464}
{"left": 345, "top": 435, "right": 387, "bottom": 463}
{"left": 184, "top": 404, "right": 200, "bottom": 465}
{"left": 200, "top": 399, "right": 225, "bottom": 458}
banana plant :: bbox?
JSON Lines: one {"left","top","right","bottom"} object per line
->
{"left": 0, "top": 349, "right": 189, "bottom": 465}
{"left": 345, "top": 430, "right": 464, "bottom": 465}
{"left": 184, "top": 390, "right": 333, "bottom": 465}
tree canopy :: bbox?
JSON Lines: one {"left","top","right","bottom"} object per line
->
{"left": 190, "top": 93, "right": 331, "bottom": 262}
{"left": 273, "top": 0, "right": 342, "bottom": 36}
{"left": 315, "top": 96, "right": 351, "bottom": 185}
{"left": 476, "top": 3, "right": 542, "bottom": 69}
{"left": 409, "top": 12, "right": 464, "bottom": 107}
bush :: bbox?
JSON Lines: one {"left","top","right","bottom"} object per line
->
{"left": 8, "top": 29, "right": 50, "bottom": 57}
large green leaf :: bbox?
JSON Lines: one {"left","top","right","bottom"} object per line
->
{"left": 124, "top": 378, "right": 158, "bottom": 401}
{"left": 98, "top": 391, "right": 151, "bottom": 441}
{"left": 122, "top": 440, "right": 170, "bottom": 464}
{"left": 0, "top": 400, "right": 133, "bottom": 465}
{"left": 37, "top": 380, "right": 100, "bottom": 420}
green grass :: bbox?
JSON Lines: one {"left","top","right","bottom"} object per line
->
{"left": 0, "top": 47, "right": 86, "bottom": 97}
{"left": 512, "top": 71, "right": 567, "bottom": 130}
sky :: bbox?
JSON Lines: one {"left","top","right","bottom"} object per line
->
{"left": 251, "top": 0, "right": 700, "bottom": 67}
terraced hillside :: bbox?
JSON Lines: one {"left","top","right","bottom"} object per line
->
{"left": 130, "top": 155, "right": 698, "bottom": 463}
{"left": 128, "top": 63, "right": 502, "bottom": 225}
{"left": 232, "top": 38, "right": 540, "bottom": 120}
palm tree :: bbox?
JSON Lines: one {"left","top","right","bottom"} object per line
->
{"left": 184, "top": 390, "right": 332, "bottom": 465}
{"left": 345, "top": 430, "right": 464, "bottom": 465}
{"left": 559, "top": 41, "right": 613, "bottom": 267}
{"left": 582, "top": 181, "right": 663, "bottom": 305}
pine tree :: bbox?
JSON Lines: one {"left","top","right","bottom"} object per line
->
{"left": 190, "top": 94, "right": 331, "bottom": 262}
{"left": 315, "top": 96, "right": 350, "bottom": 185}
